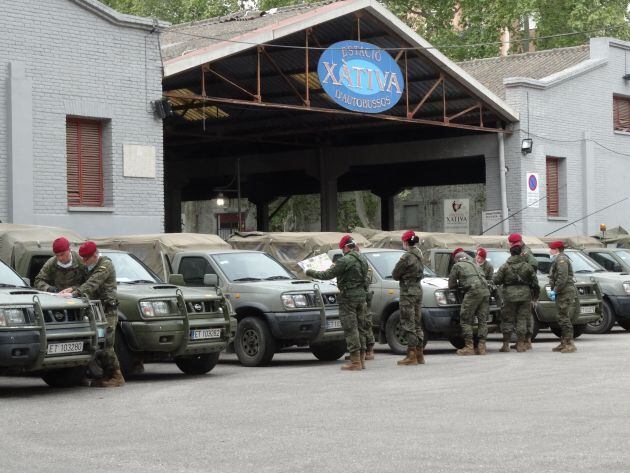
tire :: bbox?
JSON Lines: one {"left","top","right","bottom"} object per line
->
{"left": 531, "top": 313, "right": 541, "bottom": 340}
{"left": 584, "top": 300, "right": 616, "bottom": 334}
{"left": 449, "top": 336, "right": 465, "bottom": 349}
{"left": 310, "top": 340, "right": 347, "bottom": 361}
{"left": 616, "top": 318, "right": 630, "bottom": 331}
{"left": 175, "top": 352, "right": 220, "bottom": 375}
{"left": 114, "top": 328, "right": 138, "bottom": 378}
{"left": 234, "top": 316, "right": 276, "bottom": 367}
{"left": 385, "top": 310, "right": 406, "bottom": 354}
{"left": 40, "top": 366, "right": 85, "bottom": 388}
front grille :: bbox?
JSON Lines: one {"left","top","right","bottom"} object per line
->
{"left": 576, "top": 285, "right": 593, "bottom": 297}
{"left": 43, "top": 308, "right": 87, "bottom": 324}
{"left": 186, "top": 300, "right": 219, "bottom": 314}
{"left": 321, "top": 294, "right": 338, "bottom": 305}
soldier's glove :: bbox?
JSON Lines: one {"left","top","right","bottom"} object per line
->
{"left": 548, "top": 290, "right": 557, "bottom": 301}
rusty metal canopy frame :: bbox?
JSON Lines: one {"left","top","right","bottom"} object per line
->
{"left": 163, "top": 8, "right": 510, "bottom": 151}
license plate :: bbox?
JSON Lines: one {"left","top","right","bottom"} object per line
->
{"left": 326, "top": 319, "right": 342, "bottom": 330}
{"left": 190, "top": 328, "right": 221, "bottom": 340}
{"left": 47, "top": 342, "right": 84, "bottom": 355}
{"left": 580, "top": 305, "right": 597, "bottom": 314}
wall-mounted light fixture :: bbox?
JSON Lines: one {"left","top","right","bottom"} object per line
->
{"left": 521, "top": 138, "right": 533, "bottom": 154}
{"left": 216, "top": 192, "right": 226, "bottom": 207}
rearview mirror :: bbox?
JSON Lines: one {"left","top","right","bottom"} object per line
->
{"left": 203, "top": 274, "right": 218, "bottom": 287}
{"left": 168, "top": 274, "right": 185, "bottom": 285}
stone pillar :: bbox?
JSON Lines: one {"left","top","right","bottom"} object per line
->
{"left": 8, "top": 62, "right": 34, "bottom": 223}
{"left": 380, "top": 194, "right": 395, "bottom": 230}
{"left": 319, "top": 147, "right": 338, "bottom": 232}
{"left": 256, "top": 201, "right": 270, "bottom": 231}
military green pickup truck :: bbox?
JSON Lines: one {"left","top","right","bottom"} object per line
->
{"left": 0, "top": 255, "right": 106, "bottom": 387}
{"left": 0, "top": 225, "right": 232, "bottom": 378}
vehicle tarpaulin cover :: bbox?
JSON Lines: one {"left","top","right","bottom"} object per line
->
{"left": 93, "top": 233, "right": 231, "bottom": 280}
{"left": 539, "top": 235, "right": 604, "bottom": 249}
{"left": 228, "top": 232, "right": 370, "bottom": 275}
{"left": 0, "top": 224, "right": 85, "bottom": 276}
{"left": 471, "top": 235, "right": 548, "bottom": 249}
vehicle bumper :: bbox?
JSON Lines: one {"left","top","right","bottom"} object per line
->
{"left": 422, "top": 307, "right": 499, "bottom": 335}
{"left": 0, "top": 329, "right": 40, "bottom": 368}
{"left": 265, "top": 308, "right": 344, "bottom": 342}
{"left": 535, "top": 299, "right": 601, "bottom": 325}
{"left": 608, "top": 295, "right": 630, "bottom": 319}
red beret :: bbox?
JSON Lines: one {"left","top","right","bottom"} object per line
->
{"left": 476, "top": 247, "right": 487, "bottom": 259}
{"left": 452, "top": 247, "right": 465, "bottom": 258}
{"left": 338, "top": 235, "right": 354, "bottom": 249}
{"left": 401, "top": 230, "right": 416, "bottom": 242}
{"left": 52, "top": 237, "right": 70, "bottom": 254}
{"left": 508, "top": 233, "right": 522, "bottom": 244}
{"left": 78, "top": 241, "right": 97, "bottom": 258}
{"left": 549, "top": 241, "right": 565, "bottom": 250}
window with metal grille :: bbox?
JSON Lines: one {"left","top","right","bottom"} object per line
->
{"left": 66, "top": 119, "right": 104, "bottom": 207}
{"left": 546, "top": 157, "right": 560, "bottom": 217}
{"left": 614, "top": 95, "right": 630, "bottom": 132}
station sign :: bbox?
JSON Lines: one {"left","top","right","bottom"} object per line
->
{"left": 317, "top": 40, "right": 404, "bottom": 114}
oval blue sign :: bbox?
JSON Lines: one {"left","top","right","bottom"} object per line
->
{"left": 317, "top": 40, "right": 404, "bottom": 114}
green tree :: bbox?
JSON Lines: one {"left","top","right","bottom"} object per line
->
{"left": 101, "top": 0, "right": 240, "bottom": 23}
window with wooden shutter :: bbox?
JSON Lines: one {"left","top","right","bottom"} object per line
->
{"left": 66, "top": 119, "right": 104, "bottom": 207}
{"left": 614, "top": 96, "right": 630, "bottom": 132}
{"left": 546, "top": 157, "right": 559, "bottom": 217}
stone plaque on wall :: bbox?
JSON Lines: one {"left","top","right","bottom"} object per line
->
{"left": 444, "top": 198, "right": 470, "bottom": 234}
{"left": 123, "top": 144, "right": 156, "bottom": 178}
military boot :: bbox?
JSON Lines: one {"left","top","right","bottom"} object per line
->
{"left": 525, "top": 339, "right": 533, "bottom": 351}
{"left": 499, "top": 334, "right": 511, "bottom": 352}
{"left": 552, "top": 338, "right": 567, "bottom": 352}
{"left": 397, "top": 347, "right": 418, "bottom": 365}
{"left": 344, "top": 354, "right": 351, "bottom": 360}
{"left": 516, "top": 340, "right": 527, "bottom": 353}
{"left": 456, "top": 339, "right": 475, "bottom": 356}
{"left": 365, "top": 344, "right": 375, "bottom": 361}
{"left": 561, "top": 339, "right": 577, "bottom": 353}
{"left": 92, "top": 369, "right": 125, "bottom": 388}
{"left": 360, "top": 350, "right": 366, "bottom": 370}
{"left": 341, "top": 352, "right": 362, "bottom": 371}
{"left": 475, "top": 340, "right": 487, "bottom": 355}
{"left": 416, "top": 345, "right": 425, "bottom": 364}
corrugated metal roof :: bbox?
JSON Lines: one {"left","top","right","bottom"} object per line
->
{"left": 459, "top": 45, "right": 590, "bottom": 98}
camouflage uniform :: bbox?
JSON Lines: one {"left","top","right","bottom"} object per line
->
{"left": 392, "top": 246, "right": 424, "bottom": 349}
{"left": 364, "top": 266, "right": 376, "bottom": 349}
{"left": 307, "top": 251, "right": 369, "bottom": 356}
{"left": 479, "top": 259, "right": 494, "bottom": 328}
{"left": 73, "top": 256, "right": 120, "bottom": 375}
{"left": 448, "top": 254, "right": 490, "bottom": 353}
{"left": 520, "top": 244, "right": 539, "bottom": 342}
{"left": 549, "top": 253, "right": 577, "bottom": 341}
{"left": 34, "top": 252, "right": 86, "bottom": 293}
{"left": 493, "top": 255, "right": 539, "bottom": 349}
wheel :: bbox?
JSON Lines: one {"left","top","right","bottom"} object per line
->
{"left": 385, "top": 310, "right": 406, "bottom": 354}
{"left": 310, "top": 340, "right": 347, "bottom": 361}
{"left": 616, "top": 318, "right": 630, "bottom": 331}
{"left": 175, "top": 352, "right": 220, "bottom": 375}
{"left": 234, "top": 317, "right": 276, "bottom": 366}
{"left": 40, "top": 366, "right": 85, "bottom": 388}
{"left": 449, "top": 336, "right": 465, "bottom": 349}
{"left": 584, "top": 300, "right": 616, "bottom": 334}
{"left": 114, "top": 328, "right": 139, "bottom": 378}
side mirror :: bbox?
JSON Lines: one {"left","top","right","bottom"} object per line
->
{"left": 168, "top": 274, "right": 185, "bottom": 285}
{"left": 22, "top": 277, "right": 31, "bottom": 287}
{"left": 203, "top": 274, "right": 218, "bottom": 287}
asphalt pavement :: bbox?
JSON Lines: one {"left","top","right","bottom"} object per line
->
{"left": 1, "top": 330, "right": 629, "bottom": 473}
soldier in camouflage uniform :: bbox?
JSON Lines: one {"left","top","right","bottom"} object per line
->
{"left": 548, "top": 241, "right": 578, "bottom": 353}
{"left": 62, "top": 241, "right": 124, "bottom": 387}
{"left": 475, "top": 247, "right": 493, "bottom": 355}
{"left": 508, "top": 233, "right": 539, "bottom": 350}
{"left": 392, "top": 230, "right": 425, "bottom": 366}
{"left": 34, "top": 237, "right": 86, "bottom": 294}
{"left": 493, "top": 244, "right": 540, "bottom": 352}
{"left": 306, "top": 235, "right": 369, "bottom": 371}
{"left": 448, "top": 248, "right": 490, "bottom": 356}
{"left": 364, "top": 269, "right": 376, "bottom": 361}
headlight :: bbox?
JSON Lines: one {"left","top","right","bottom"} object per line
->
{"left": 435, "top": 290, "right": 457, "bottom": 306}
{"left": 623, "top": 282, "right": 630, "bottom": 295}
{"left": 140, "top": 300, "right": 173, "bottom": 318}
{"left": 0, "top": 307, "right": 28, "bottom": 326}
{"left": 281, "top": 294, "right": 310, "bottom": 309}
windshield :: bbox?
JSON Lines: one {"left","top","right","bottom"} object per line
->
{"left": 211, "top": 252, "right": 296, "bottom": 282}
{"left": 0, "top": 260, "right": 28, "bottom": 287}
{"left": 102, "top": 251, "right": 161, "bottom": 283}
{"left": 365, "top": 251, "right": 436, "bottom": 279}
{"left": 565, "top": 251, "right": 606, "bottom": 273}
{"left": 485, "top": 251, "right": 509, "bottom": 272}
{"left": 614, "top": 250, "right": 630, "bottom": 265}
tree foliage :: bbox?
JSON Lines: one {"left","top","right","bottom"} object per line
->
{"left": 101, "top": 0, "right": 240, "bottom": 24}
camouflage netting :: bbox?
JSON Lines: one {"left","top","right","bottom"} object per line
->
{"left": 228, "top": 232, "right": 370, "bottom": 276}
{"left": 0, "top": 224, "right": 85, "bottom": 276}
{"left": 92, "top": 233, "right": 231, "bottom": 280}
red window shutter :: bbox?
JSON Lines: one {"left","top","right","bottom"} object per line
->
{"left": 546, "top": 157, "right": 559, "bottom": 217}
{"left": 614, "top": 96, "right": 630, "bottom": 132}
{"left": 66, "top": 119, "right": 103, "bottom": 207}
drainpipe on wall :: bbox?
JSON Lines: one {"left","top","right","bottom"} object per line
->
{"left": 498, "top": 133, "right": 509, "bottom": 234}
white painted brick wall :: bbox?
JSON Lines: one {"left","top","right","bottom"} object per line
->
{"left": 0, "top": 0, "right": 164, "bottom": 233}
